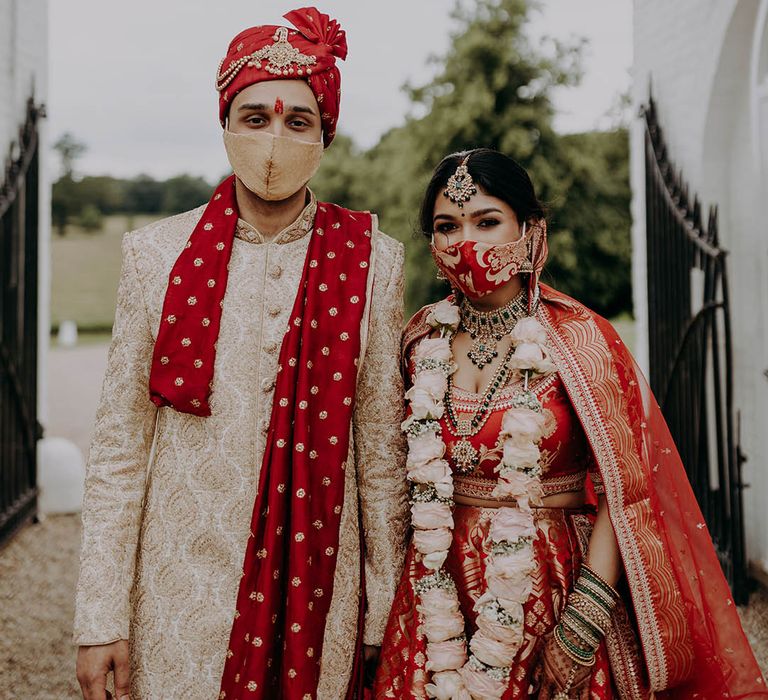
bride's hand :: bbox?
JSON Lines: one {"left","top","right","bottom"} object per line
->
{"left": 533, "top": 632, "right": 592, "bottom": 699}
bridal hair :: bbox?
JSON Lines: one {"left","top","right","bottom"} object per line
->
{"left": 419, "top": 148, "right": 546, "bottom": 237}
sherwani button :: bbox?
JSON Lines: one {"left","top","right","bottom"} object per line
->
{"left": 264, "top": 341, "right": 279, "bottom": 354}
{"left": 268, "top": 305, "right": 281, "bottom": 317}
{"left": 261, "top": 378, "right": 275, "bottom": 392}
{"left": 269, "top": 265, "right": 283, "bottom": 279}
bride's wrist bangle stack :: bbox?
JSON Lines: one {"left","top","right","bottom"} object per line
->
{"left": 575, "top": 564, "right": 620, "bottom": 611}
{"left": 555, "top": 564, "right": 620, "bottom": 667}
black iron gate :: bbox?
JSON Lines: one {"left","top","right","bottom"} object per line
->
{"left": 643, "top": 96, "right": 748, "bottom": 603}
{"left": 0, "top": 96, "right": 45, "bottom": 547}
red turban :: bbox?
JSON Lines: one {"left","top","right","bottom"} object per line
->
{"left": 216, "top": 6, "right": 348, "bottom": 147}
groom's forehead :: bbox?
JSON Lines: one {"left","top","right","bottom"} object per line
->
{"left": 232, "top": 81, "right": 319, "bottom": 112}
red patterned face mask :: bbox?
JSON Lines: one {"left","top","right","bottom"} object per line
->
{"left": 431, "top": 222, "right": 533, "bottom": 299}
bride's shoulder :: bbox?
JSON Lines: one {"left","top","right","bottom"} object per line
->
{"left": 539, "top": 284, "right": 632, "bottom": 364}
{"left": 401, "top": 301, "right": 443, "bottom": 370}
{"left": 405, "top": 304, "right": 434, "bottom": 333}
{"left": 403, "top": 300, "right": 444, "bottom": 344}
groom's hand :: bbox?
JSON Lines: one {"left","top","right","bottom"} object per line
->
{"left": 76, "top": 640, "right": 130, "bottom": 700}
{"left": 363, "top": 644, "right": 380, "bottom": 688}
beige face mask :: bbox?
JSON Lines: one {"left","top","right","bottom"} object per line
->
{"left": 223, "top": 130, "right": 324, "bottom": 201}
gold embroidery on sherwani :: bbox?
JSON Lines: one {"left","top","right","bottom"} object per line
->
{"left": 235, "top": 191, "right": 317, "bottom": 245}
{"left": 74, "top": 205, "right": 407, "bottom": 700}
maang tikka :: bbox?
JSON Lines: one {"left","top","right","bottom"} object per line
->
{"left": 444, "top": 155, "right": 477, "bottom": 207}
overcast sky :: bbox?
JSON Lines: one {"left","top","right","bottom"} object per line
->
{"left": 48, "top": 0, "right": 631, "bottom": 180}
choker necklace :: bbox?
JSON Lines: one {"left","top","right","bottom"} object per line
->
{"left": 459, "top": 289, "right": 528, "bottom": 368}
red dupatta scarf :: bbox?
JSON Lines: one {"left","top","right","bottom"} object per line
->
{"left": 216, "top": 203, "right": 373, "bottom": 700}
{"left": 149, "top": 176, "right": 240, "bottom": 415}
{"left": 403, "top": 285, "right": 766, "bottom": 698}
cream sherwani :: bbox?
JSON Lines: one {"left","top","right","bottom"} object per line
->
{"left": 74, "top": 196, "right": 409, "bottom": 699}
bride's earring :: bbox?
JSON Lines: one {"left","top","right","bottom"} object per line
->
{"left": 432, "top": 233, "right": 447, "bottom": 280}
{"left": 520, "top": 221, "right": 534, "bottom": 273}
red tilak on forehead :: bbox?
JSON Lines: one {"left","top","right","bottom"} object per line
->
{"left": 274, "top": 98, "right": 284, "bottom": 114}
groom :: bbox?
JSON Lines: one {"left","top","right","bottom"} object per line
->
{"left": 74, "top": 8, "right": 408, "bottom": 699}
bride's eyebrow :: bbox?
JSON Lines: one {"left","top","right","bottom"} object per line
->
{"left": 468, "top": 207, "right": 503, "bottom": 218}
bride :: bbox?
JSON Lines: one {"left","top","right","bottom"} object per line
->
{"left": 373, "top": 148, "right": 766, "bottom": 699}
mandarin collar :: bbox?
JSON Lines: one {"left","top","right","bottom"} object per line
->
{"left": 235, "top": 191, "right": 317, "bottom": 245}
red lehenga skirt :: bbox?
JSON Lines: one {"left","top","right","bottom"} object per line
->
{"left": 374, "top": 503, "right": 649, "bottom": 699}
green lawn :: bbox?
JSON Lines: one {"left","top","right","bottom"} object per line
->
{"left": 51, "top": 214, "right": 155, "bottom": 331}
{"left": 609, "top": 315, "right": 637, "bottom": 356}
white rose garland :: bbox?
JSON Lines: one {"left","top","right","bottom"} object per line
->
{"left": 405, "top": 299, "right": 557, "bottom": 699}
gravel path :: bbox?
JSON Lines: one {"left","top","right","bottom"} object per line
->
{"left": 0, "top": 515, "right": 81, "bottom": 699}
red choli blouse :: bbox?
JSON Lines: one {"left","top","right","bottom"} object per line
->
{"left": 441, "top": 371, "right": 604, "bottom": 501}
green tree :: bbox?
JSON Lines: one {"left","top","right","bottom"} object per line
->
{"left": 543, "top": 129, "right": 632, "bottom": 316}
{"left": 75, "top": 176, "right": 126, "bottom": 215}
{"left": 312, "top": 134, "right": 371, "bottom": 209}
{"left": 53, "top": 132, "right": 87, "bottom": 179}
{"left": 52, "top": 132, "right": 88, "bottom": 235}
{"left": 403, "top": 0, "right": 582, "bottom": 167}
{"left": 311, "top": 0, "right": 631, "bottom": 317}
{"left": 75, "top": 203, "right": 104, "bottom": 232}
{"left": 124, "top": 175, "right": 164, "bottom": 214}
{"left": 162, "top": 175, "right": 213, "bottom": 214}
{"left": 51, "top": 175, "right": 82, "bottom": 236}
{"left": 365, "top": 0, "right": 584, "bottom": 314}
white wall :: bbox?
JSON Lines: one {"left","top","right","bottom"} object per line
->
{"left": 632, "top": 0, "right": 768, "bottom": 576}
{"left": 0, "top": 0, "right": 50, "bottom": 426}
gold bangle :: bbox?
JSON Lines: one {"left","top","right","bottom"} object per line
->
{"left": 573, "top": 585, "right": 613, "bottom": 619}
{"left": 562, "top": 608, "right": 603, "bottom": 647}
{"left": 554, "top": 623, "right": 596, "bottom": 667}
{"left": 561, "top": 615, "right": 600, "bottom": 651}
{"left": 570, "top": 591, "right": 612, "bottom": 625}
{"left": 564, "top": 604, "right": 606, "bottom": 638}
{"left": 580, "top": 564, "right": 620, "bottom": 601}
{"left": 569, "top": 592, "right": 612, "bottom": 630}
{"left": 575, "top": 578, "right": 617, "bottom": 613}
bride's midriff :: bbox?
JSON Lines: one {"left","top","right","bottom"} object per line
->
{"left": 453, "top": 490, "right": 587, "bottom": 509}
